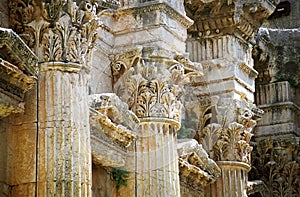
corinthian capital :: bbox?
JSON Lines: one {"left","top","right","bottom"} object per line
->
{"left": 194, "top": 97, "right": 263, "bottom": 164}
{"left": 111, "top": 47, "right": 203, "bottom": 122}
{"left": 185, "top": 0, "right": 279, "bottom": 41}
{"left": 9, "top": 0, "right": 102, "bottom": 65}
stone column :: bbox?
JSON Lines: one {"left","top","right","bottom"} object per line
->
{"left": 184, "top": 1, "right": 278, "bottom": 196}
{"left": 9, "top": 0, "right": 100, "bottom": 196}
{"left": 109, "top": 1, "right": 198, "bottom": 196}
{"left": 111, "top": 47, "right": 202, "bottom": 196}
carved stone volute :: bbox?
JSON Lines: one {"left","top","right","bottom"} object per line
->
{"left": 111, "top": 47, "right": 203, "bottom": 124}
{"left": 196, "top": 97, "right": 261, "bottom": 164}
{"left": 9, "top": 0, "right": 101, "bottom": 66}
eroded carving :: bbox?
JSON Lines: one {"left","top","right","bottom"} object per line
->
{"left": 89, "top": 93, "right": 138, "bottom": 148}
{"left": 250, "top": 138, "right": 300, "bottom": 197}
{"left": 185, "top": 0, "right": 279, "bottom": 40}
{"left": 0, "top": 28, "right": 38, "bottom": 119}
{"left": 111, "top": 47, "right": 203, "bottom": 122}
{"left": 177, "top": 139, "right": 221, "bottom": 190}
{"left": 195, "top": 97, "right": 261, "bottom": 164}
{"left": 9, "top": 0, "right": 101, "bottom": 65}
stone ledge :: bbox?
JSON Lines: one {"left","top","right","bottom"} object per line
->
{"left": 0, "top": 28, "right": 38, "bottom": 119}
{"left": 89, "top": 93, "right": 139, "bottom": 167}
{"left": 177, "top": 139, "right": 221, "bottom": 190}
{"left": 0, "top": 28, "right": 38, "bottom": 77}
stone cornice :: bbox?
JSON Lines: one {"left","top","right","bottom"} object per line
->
{"left": 115, "top": 2, "right": 193, "bottom": 28}
{"left": 89, "top": 93, "right": 140, "bottom": 130}
{"left": 177, "top": 139, "right": 221, "bottom": 189}
{"left": 185, "top": 0, "right": 279, "bottom": 41}
{"left": 0, "top": 28, "right": 37, "bottom": 119}
{"left": 0, "top": 28, "right": 38, "bottom": 77}
{"left": 90, "top": 108, "right": 136, "bottom": 148}
{"left": 89, "top": 93, "right": 138, "bottom": 148}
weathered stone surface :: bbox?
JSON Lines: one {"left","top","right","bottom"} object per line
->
{"left": 0, "top": 28, "right": 38, "bottom": 119}
{"left": 177, "top": 139, "right": 221, "bottom": 195}
{"left": 89, "top": 93, "right": 138, "bottom": 167}
{"left": 0, "top": 0, "right": 298, "bottom": 197}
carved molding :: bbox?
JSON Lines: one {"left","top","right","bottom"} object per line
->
{"left": 89, "top": 93, "right": 138, "bottom": 148}
{"left": 0, "top": 28, "right": 38, "bottom": 119}
{"left": 115, "top": 2, "right": 193, "bottom": 28}
{"left": 185, "top": 0, "right": 279, "bottom": 41}
{"left": 111, "top": 46, "right": 203, "bottom": 122}
{"left": 177, "top": 139, "right": 221, "bottom": 190}
{"left": 9, "top": 0, "right": 101, "bottom": 65}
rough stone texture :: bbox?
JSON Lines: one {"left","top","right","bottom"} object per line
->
{"left": 184, "top": 0, "right": 278, "bottom": 196}
{"left": 92, "top": 165, "right": 115, "bottom": 197}
{"left": 0, "top": 28, "right": 38, "bottom": 119}
{"left": 0, "top": 0, "right": 298, "bottom": 196}
{"left": 0, "top": 0, "right": 9, "bottom": 28}
{"left": 177, "top": 139, "right": 221, "bottom": 196}
{"left": 37, "top": 69, "right": 92, "bottom": 196}
{"left": 249, "top": 1, "right": 300, "bottom": 195}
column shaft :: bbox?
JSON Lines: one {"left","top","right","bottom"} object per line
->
{"left": 38, "top": 66, "right": 91, "bottom": 196}
{"left": 136, "top": 120, "right": 180, "bottom": 196}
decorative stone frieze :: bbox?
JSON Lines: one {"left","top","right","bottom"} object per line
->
{"left": 177, "top": 139, "right": 221, "bottom": 194}
{"left": 0, "top": 27, "right": 38, "bottom": 119}
{"left": 185, "top": 0, "right": 279, "bottom": 41}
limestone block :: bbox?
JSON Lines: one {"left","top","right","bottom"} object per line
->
{"left": 8, "top": 124, "right": 37, "bottom": 185}
{"left": 121, "top": 0, "right": 186, "bottom": 15}
{"left": 187, "top": 37, "right": 254, "bottom": 66}
{"left": 10, "top": 183, "right": 35, "bottom": 197}
{"left": 256, "top": 81, "right": 294, "bottom": 105}
{"left": 91, "top": 135, "right": 127, "bottom": 167}
{"left": 0, "top": 182, "right": 9, "bottom": 197}
{"left": 113, "top": 2, "right": 192, "bottom": 53}
{"left": 255, "top": 122, "right": 297, "bottom": 140}
{"left": 92, "top": 165, "right": 115, "bottom": 197}
{"left": 114, "top": 26, "right": 187, "bottom": 53}
{"left": 0, "top": 121, "right": 8, "bottom": 185}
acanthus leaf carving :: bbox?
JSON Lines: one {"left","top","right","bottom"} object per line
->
{"left": 250, "top": 138, "right": 300, "bottom": 197}
{"left": 196, "top": 98, "right": 260, "bottom": 164}
{"left": 9, "top": 0, "right": 101, "bottom": 65}
{"left": 111, "top": 47, "right": 202, "bottom": 123}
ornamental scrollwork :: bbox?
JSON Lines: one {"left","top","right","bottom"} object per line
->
{"left": 195, "top": 98, "right": 260, "bottom": 164}
{"left": 111, "top": 47, "right": 203, "bottom": 121}
{"left": 250, "top": 138, "right": 300, "bottom": 197}
{"left": 9, "top": 0, "right": 101, "bottom": 64}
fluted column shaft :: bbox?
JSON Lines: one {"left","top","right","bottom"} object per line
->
{"left": 136, "top": 119, "right": 180, "bottom": 196}
{"left": 185, "top": 1, "right": 279, "bottom": 196}
{"left": 8, "top": 1, "right": 100, "bottom": 195}
{"left": 207, "top": 161, "right": 250, "bottom": 197}
{"left": 38, "top": 64, "right": 91, "bottom": 196}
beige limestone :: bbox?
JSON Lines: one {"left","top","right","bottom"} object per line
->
{"left": 0, "top": 0, "right": 298, "bottom": 197}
